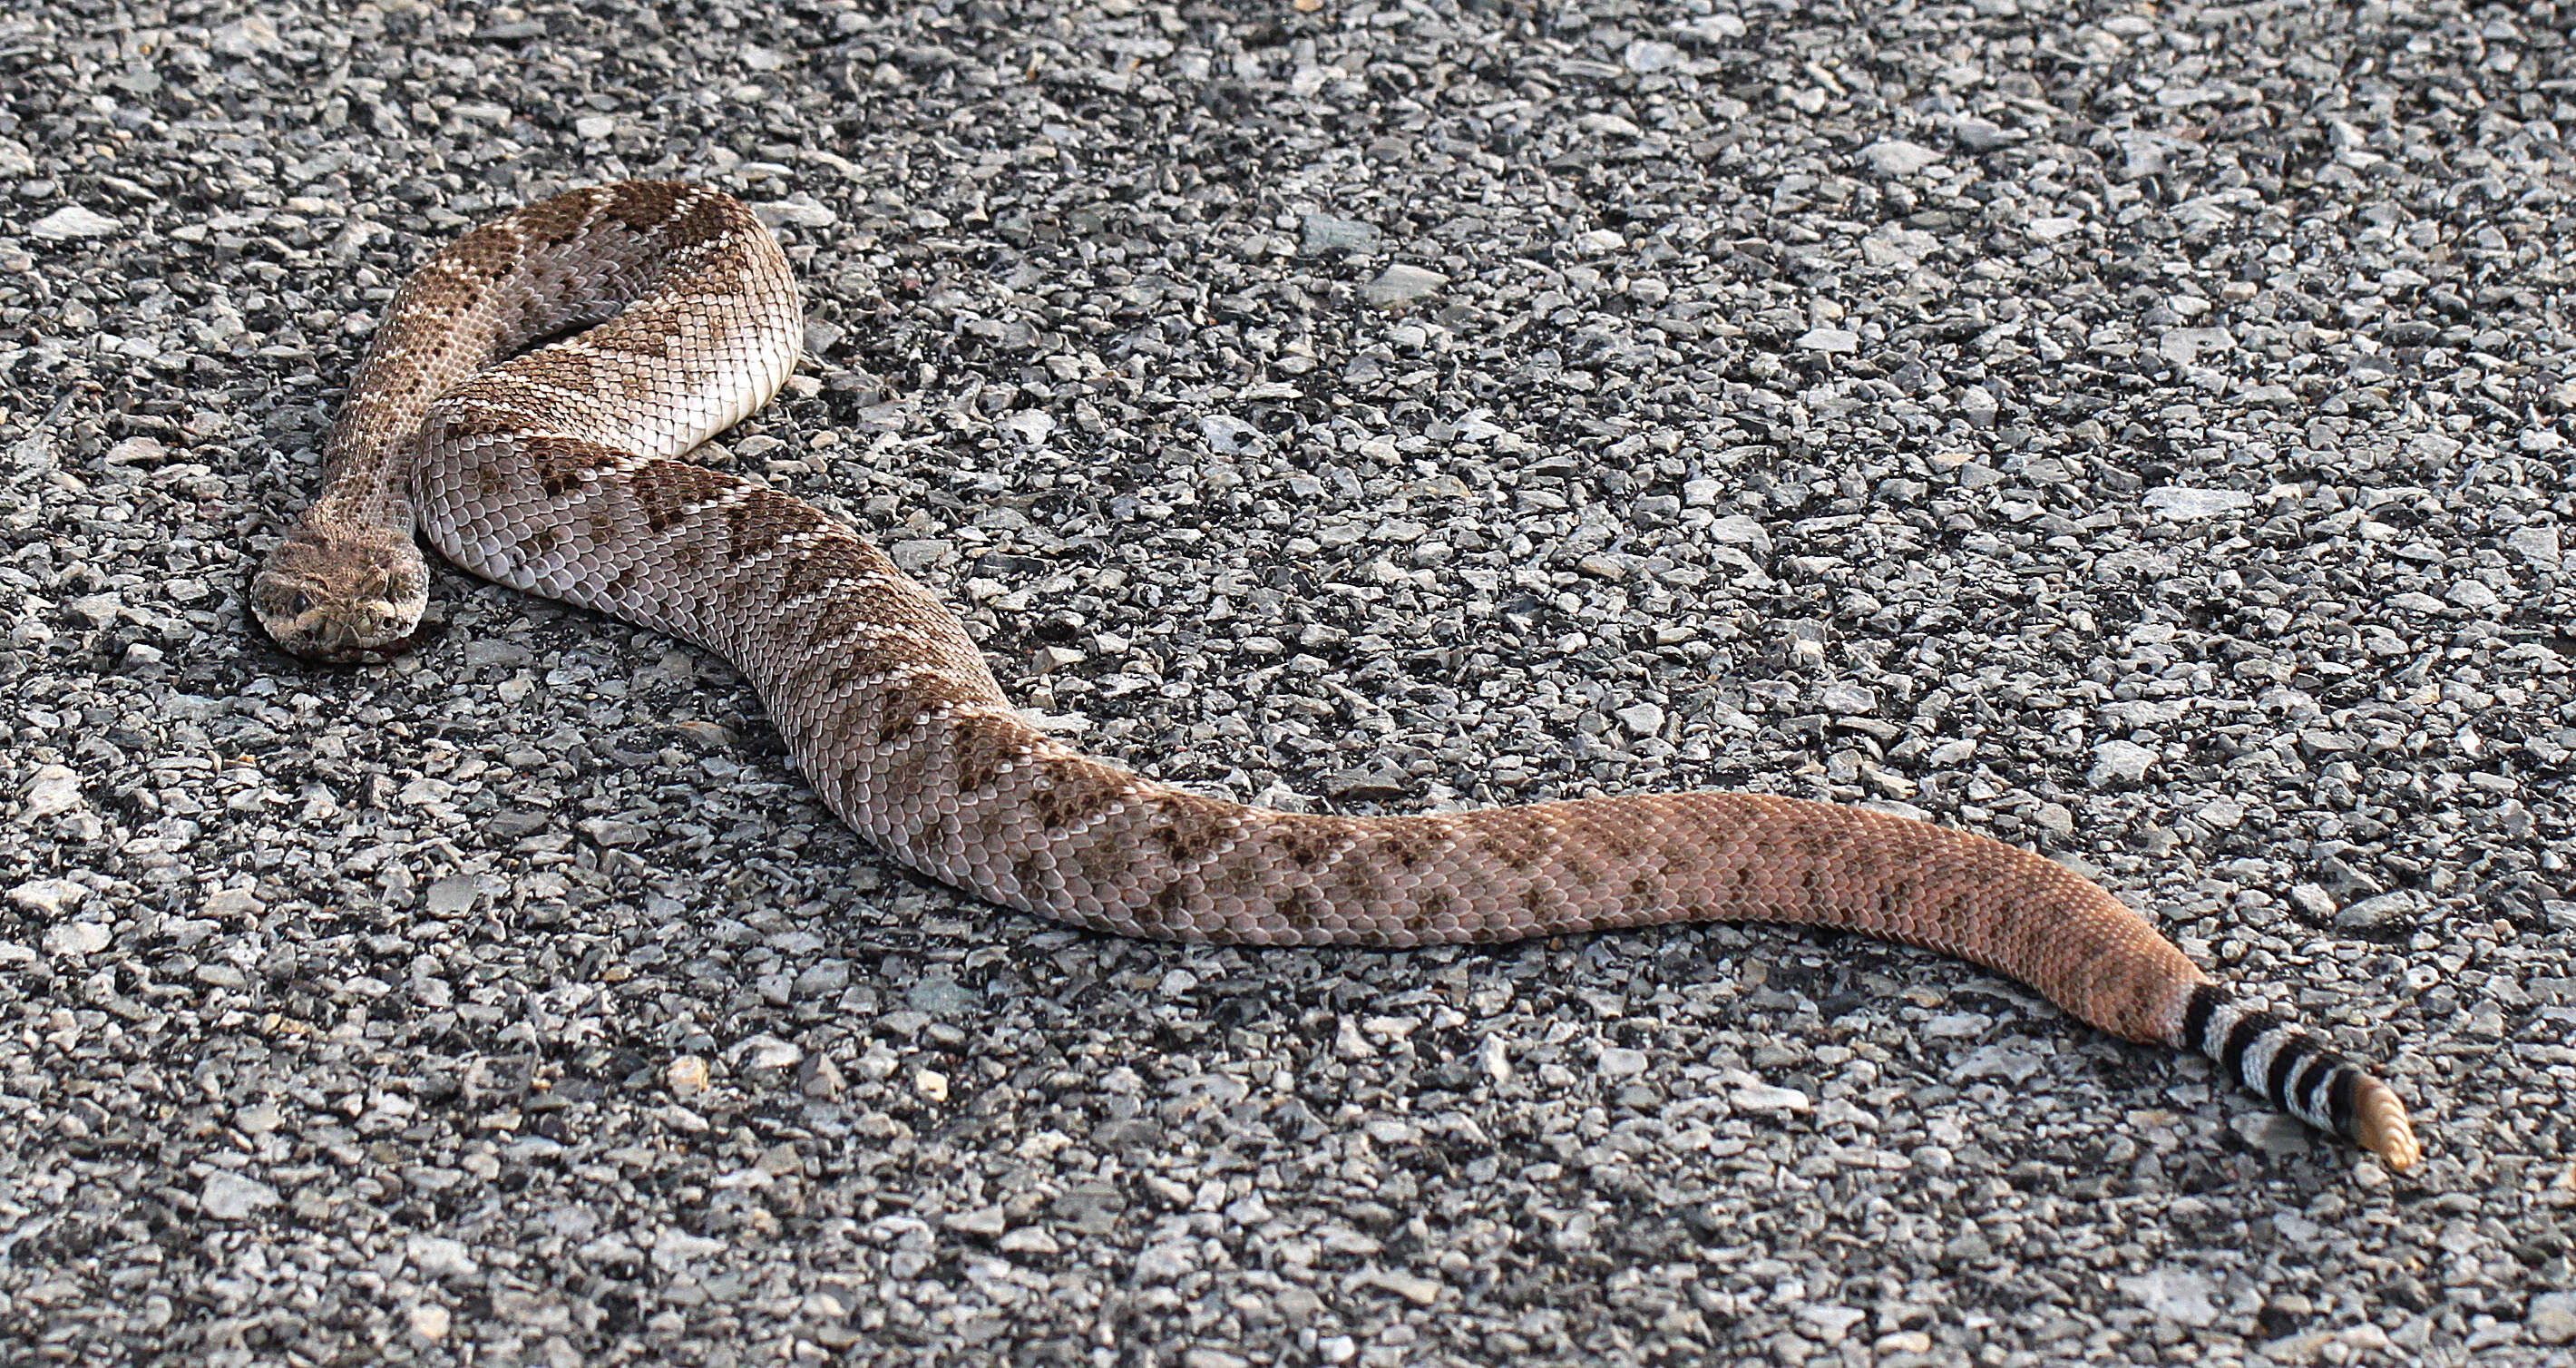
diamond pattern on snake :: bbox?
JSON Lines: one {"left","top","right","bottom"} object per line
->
{"left": 250, "top": 182, "right": 2421, "bottom": 1169}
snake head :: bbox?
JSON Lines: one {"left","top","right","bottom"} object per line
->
{"left": 250, "top": 522, "right": 431, "bottom": 663}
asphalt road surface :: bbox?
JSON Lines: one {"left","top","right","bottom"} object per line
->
{"left": 2, "top": 0, "right": 2571, "bottom": 1364}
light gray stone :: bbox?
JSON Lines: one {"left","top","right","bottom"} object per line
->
{"left": 2089, "top": 739, "right": 2158, "bottom": 787}
{"left": 1860, "top": 140, "right": 1944, "bottom": 175}
{"left": 28, "top": 205, "right": 119, "bottom": 239}
{"left": 1301, "top": 213, "right": 1380, "bottom": 255}
{"left": 1361, "top": 264, "right": 1447, "bottom": 307}
{"left": 2119, "top": 1270, "right": 2219, "bottom": 1328}
{"left": 2143, "top": 485, "right": 2255, "bottom": 519}
{"left": 200, "top": 1173, "right": 280, "bottom": 1220}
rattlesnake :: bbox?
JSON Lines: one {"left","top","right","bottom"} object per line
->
{"left": 249, "top": 181, "right": 2421, "bottom": 1169}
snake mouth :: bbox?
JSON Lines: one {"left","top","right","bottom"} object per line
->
{"left": 250, "top": 578, "right": 435, "bottom": 662}
{"left": 268, "top": 620, "right": 442, "bottom": 666}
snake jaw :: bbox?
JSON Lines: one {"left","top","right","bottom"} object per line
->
{"left": 251, "top": 526, "right": 431, "bottom": 662}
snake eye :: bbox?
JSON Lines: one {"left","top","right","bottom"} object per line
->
{"left": 289, "top": 591, "right": 312, "bottom": 615}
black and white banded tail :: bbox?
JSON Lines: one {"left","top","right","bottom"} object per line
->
{"left": 2180, "top": 985, "right": 2421, "bottom": 1168}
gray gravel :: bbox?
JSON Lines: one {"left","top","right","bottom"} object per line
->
{"left": 4, "top": 0, "right": 2575, "bottom": 1363}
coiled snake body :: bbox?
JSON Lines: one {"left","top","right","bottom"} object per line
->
{"left": 251, "top": 182, "right": 2420, "bottom": 1168}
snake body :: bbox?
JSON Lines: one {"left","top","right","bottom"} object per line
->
{"left": 249, "top": 182, "right": 2420, "bottom": 1168}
